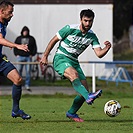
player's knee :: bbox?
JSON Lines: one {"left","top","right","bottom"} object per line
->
{"left": 14, "top": 77, "right": 23, "bottom": 85}
{"left": 69, "top": 72, "right": 79, "bottom": 81}
{"left": 73, "top": 72, "right": 78, "bottom": 78}
{"left": 64, "top": 67, "right": 79, "bottom": 81}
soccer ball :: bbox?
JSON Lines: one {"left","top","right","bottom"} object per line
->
{"left": 104, "top": 100, "right": 121, "bottom": 117}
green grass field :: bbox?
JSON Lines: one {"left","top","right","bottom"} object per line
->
{"left": 0, "top": 95, "right": 133, "bottom": 133}
{"left": 0, "top": 79, "right": 133, "bottom": 133}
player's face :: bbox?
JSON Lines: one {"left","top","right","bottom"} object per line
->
{"left": 80, "top": 16, "right": 93, "bottom": 33}
{"left": 2, "top": 5, "right": 14, "bottom": 22}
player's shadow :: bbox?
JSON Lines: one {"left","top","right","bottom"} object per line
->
{"left": 0, "top": 119, "right": 71, "bottom": 123}
{"left": 85, "top": 119, "right": 133, "bottom": 123}
{"left": 29, "top": 119, "right": 133, "bottom": 123}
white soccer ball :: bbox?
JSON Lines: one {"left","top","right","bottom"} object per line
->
{"left": 104, "top": 100, "right": 121, "bottom": 117}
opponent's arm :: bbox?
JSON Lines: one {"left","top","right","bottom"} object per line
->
{"left": 94, "top": 41, "right": 111, "bottom": 58}
{"left": 40, "top": 35, "right": 59, "bottom": 65}
{"left": 0, "top": 33, "right": 29, "bottom": 52}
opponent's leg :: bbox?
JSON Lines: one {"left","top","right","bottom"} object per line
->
{"left": 12, "top": 84, "right": 21, "bottom": 112}
{"left": 7, "top": 69, "right": 31, "bottom": 120}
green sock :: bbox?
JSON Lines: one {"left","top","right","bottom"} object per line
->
{"left": 72, "top": 78, "right": 89, "bottom": 100}
{"left": 68, "top": 95, "right": 85, "bottom": 114}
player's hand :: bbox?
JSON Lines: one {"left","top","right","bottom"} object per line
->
{"left": 104, "top": 41, "right": 111, "bottom": 49}
{"left": 16, "top": 44, "right": 29, "bottom": 52}
{"left": 40, "top": 56, "right": 48, "bottom": 66}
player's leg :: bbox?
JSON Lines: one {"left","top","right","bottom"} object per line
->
{"left": 7, "top": 69, "right": 31, "bottom": 120}
{"left": 65, "top": 69, "right": 88, "bottom": 122}
{"left": 66, "top": 94, "right": 85, "bottom": 122}
{"left": 53, "top": 54, "right": 102, "bottom": 122}
{"left": 64, "top": 67, "right": 89, "bottom": 100}
{"left": 7, "top": 68, "right": 23, "bottom": 112}
{"left": 53, "top": 55, "right": 87, "bottom": 122}
{"left": 65, "top": 66, "right": 102, "bottom": 105}
{"left": 67, "top": 79, "right": 88, "bottom": 114}
{"left": 53, "top": 54, "right": 89, "bottom": 99}
{"left": 65, "top": 70, "right": 102, "bottom": 122}
{"left": 64, "top": 65, "right": 102, "bottom": 122}
{"left": 5, "top": 61, "right": 31, "bottom": 120}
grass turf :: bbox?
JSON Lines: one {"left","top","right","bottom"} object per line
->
{"left": 0, "top": 94, "right": 133, "bottom": 133}
{"left": 0, "top": 78, "right": 133, "bottom": 133}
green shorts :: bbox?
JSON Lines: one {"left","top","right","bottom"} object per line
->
{"left": 53, "top": 54, "right": 86, "bottom": 80}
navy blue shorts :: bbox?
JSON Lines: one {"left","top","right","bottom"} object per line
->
{"left": 0, "top": 57, "right": 16, "bottom": 77}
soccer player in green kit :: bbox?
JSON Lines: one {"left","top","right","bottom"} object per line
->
{"left": 40, "top": 9, "right": 111, "bottom": 122}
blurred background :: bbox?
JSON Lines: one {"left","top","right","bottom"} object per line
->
{"left": 1, "top": 0, "right": 133, "bottom": 78}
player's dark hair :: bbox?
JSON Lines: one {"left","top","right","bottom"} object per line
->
{"left": 0, "top": 0, "right": 14, "bottom": 9}
{"left": 80, "top": 9, "right": 95, "bottom": 19}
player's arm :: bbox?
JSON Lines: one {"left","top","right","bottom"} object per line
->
{"left": 40, "top": 35, "right": 59, "bottom": 65}
{"left": 0, "top": 33, "right": 29, "bottom": 52}
{"left": 93, "top": 41, "right": 111, "bottom": 58}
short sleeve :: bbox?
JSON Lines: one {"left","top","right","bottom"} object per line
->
{"left": 56, "top": 25, "right": 71, "bottom": 40}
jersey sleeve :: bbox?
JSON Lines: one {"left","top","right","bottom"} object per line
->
{"left": 91, "top": 33, "right": 100, "bottom": 48}
{"left": 0, "top": 23, "right": 2, "bottom": 33}
{"left": 0, "top": 22, "right": 7, "bottom": 38}
{"left": 56, "top": 25, "right": 71, "bottom": 40}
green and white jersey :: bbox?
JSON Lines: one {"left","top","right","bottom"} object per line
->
{"left": 56, "top": 24, "right": 100, "bottom": 60}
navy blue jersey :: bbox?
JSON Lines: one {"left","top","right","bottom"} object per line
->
{"left": 0, "top": 22, "right": 8, "bottom": 58}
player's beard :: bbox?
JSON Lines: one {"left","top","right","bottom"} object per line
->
{"left": 81, "top": 23, "right": 91, "bottom": 33}
{"left": 4, "top": 16, "right": 12, "bottom": 23}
